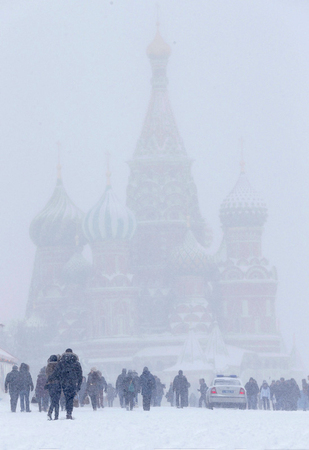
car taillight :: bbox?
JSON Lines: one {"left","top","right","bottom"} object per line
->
{"left": 239, "top": 388, "right": 245, "bottom": 395}
{"left": 211, "top": 387, "right": 217, "bottom": 394}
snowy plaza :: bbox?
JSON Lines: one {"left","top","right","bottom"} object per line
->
{"left": 0, "top": 396, "right": 308, "bottom": 450}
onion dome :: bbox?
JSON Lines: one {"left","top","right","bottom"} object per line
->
{"left": 220, "top": 170, "right": 267, "bottom": 228}
{"left": 83, "top": 184, "right": 136, "bottom": 242}
{"left": 147, "top": 26, "right": 171, "bottom": 58}
{"left": 170, "top": 229, "right": 213, "bottom": 274}
{"left": 62, "top": 250, "right": 91, "bottom": 284}
{"left": 30, "top": 170, "right": 85, "bottom": 247}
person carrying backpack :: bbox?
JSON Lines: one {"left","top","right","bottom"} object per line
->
{"left": 123, "top": 370, "right": 138, "bottom": 411}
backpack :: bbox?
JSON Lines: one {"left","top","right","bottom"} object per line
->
{"left": 129, "top": 381, "right": 135, "bottom": 393}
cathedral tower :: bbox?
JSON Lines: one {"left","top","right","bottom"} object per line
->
{"left": 217, "top": 163, "right": 280, "bottom": 353}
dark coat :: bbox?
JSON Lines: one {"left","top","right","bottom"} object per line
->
{"left": 35, "top": 368, "right": 48, "bottom": 397}
{"left": 46, "top": 361, "right": 60, "bottom": 385}
{"left": 5, "top": 367, "right": 21, "bottom": 394}
{"left": 87, "top": 371, "right": 101, "bottom": 396}
{"left": 123, "top": 373, "right": 139, "bottom": 396}
{"left": 245, "top": 380, "right": 259, "bottom": 396}
{"left": 116, "top": 370, "right": 126, "bottom": 393}
{"left": 19, "top": 363, "right": 34, "bottom": 392}
{"left": 173, "top": 374, "right": 190, "bottom": 394}
{"left": 48, "top": 352, "right": 82, "bottom": 393}
{"left": 139, "top": 368, "right": 155, "bottom": 397}
{"left": 199, "top": 381, "right": 208, "bottom": 395}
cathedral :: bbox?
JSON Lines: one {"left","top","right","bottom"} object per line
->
{"left": 25, "top": 28, "right": 295, "bottom": 382}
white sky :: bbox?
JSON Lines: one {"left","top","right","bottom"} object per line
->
{"left": 0, "top": 0, "right": 308, "bottom": 365}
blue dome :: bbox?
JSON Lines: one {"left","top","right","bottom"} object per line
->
{"left": 30, "top": 178, "right": 85, "bottom": 247}
{"left": 83, "top": 185, "right": 136, "bottom": 242}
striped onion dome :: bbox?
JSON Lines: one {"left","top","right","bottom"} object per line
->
{"left": 29, "top": 176, "right": 84, "bottom": 247}
{"left": 83, "top": 185, "right": 136, "bottom": 242}
{"left": 220, "top": 171, "right": 267, "bottom": 227}
{"left": 170, "top": 229, "right": 212, "bottom": 274}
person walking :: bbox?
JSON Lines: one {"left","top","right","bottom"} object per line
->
{"left": 35, "top": 367, "right": 49, "bottom": 412}
{"left": 78, "top": 377, "right": 87, "bottom": 407}
{"left": 260, "top": 381, "right": 270, "bottom": 410}
{"left": 45, "top": 355, "right": 61, "bottom": 420}
{"left": 245, "top": 378, "right": 259, "bottom": 410}
{"left": 86, "top": 367, "right": 101, "bottom": 411}
{"left": 165, "top": 382, "right": 174, "bottom": 406}
{"left": 116, "top": 368, "right": 127, "bottom": 408}
{"left": 139, "top": 367, "right": 155, "bottom": 411}
{"left": 106, "top": 383, "right": 117, "bottom": 407}
{"left": 47, "top": 348, "right": 82, "bottom": 419}
{"left": 19, "top": 363, "right": 34, "bottom": 412}
{"left": 173, "top": 370, "right": 190, "bottom": 408}
{"left": 97, "top": 370, "right": 107, "bottom": 408}
{"left": 198, "top": 378, "right": 208, "bottom": 408}
{"left": 5, "top": 365, "right": 21, "bottom": 412}
{"left": 123, "top": 370, "right": 139, "bottom": 411}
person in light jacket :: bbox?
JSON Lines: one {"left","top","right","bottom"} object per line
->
{"left": 260, "top": 381, "right": 270, "bottom": 410}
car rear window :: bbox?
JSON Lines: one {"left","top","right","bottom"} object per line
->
{"left": 214, "top": 379, "right": 241, "bottom": 386}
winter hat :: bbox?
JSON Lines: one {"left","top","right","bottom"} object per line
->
{"left": 49, "top": 355, "right": 58, "bottom": 362}
{"left": 178, "top": 370, "right": 183, "bottom": 376}
{"left": 12, "top": 365, "right": 18, "bottom": 370}
{"left": 65, "top": 348, "right": 73, "bottom": 353}
{"left": 143, "top": 367, "right": 148, "bottom": 372}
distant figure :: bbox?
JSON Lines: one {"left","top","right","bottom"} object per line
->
{"left": 86, "top": 367, "right": 101, "bottom": 411}
{"left": 97, "top": 370, "right": 107, "bottom": 408}
{"left": 19, "top": 363, "right": 34, "bottom": 412}
{"left": 47, "top": 348, "right": 82, "bottom": 419}
{"left": 198, "top": 378, "right": 208, "bottom": 408}
{"left": 301, "top": 379, "right": 309, "bottom": 411}
{"left": 260, "top": 381, "right": 270, "bottom": 410}
{"left": 45, "top": 355, "right": 61, "bottom": 420}
{"left": 35, "top": 367, "right": 49, "bottom": 412}
{"left": 123, "top": 370, "right": 139, "bottom": 411}
{"left": 5, "top": 365, "right": 21, "bottom": 412}
{"left": 106, "top": 383, "right": 117, "bottom": 407}
{"left": 173, "top": 370, "right": 190, "bottom": 408}
{"left": 78, "top": 377, "right": 87, "bottom": 406}
{"left": 245, "top": 378, "right": 259, "bottom": 409}
{"left": 116, "top": 368, "right": 127, "bottom": 408}
{"left": 165, "top": 383, "right": 174, "bottom": 407}
{"left": 139, "top": 367, "right": 156, "bottom": 411}
{"left": 153, "top": 376, "right": 165, "bottom": 406}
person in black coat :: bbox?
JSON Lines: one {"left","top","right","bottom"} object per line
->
{"left": 47, "top": 348, "right": 82, "bottom": 419}
{"left": 5, "top": 365, "right": 21, "bottom": 412}
{"left": 116, "top": 368, "right": 127, "bottom": 408}
{"left": 173, "top": 370, "right": 190, "bottom": 408}
{"left": 19, "top": 363, "right": 34, "bottom": 412}
{"left": 35, "top": 367, "right": 49, "bottom": 412}
{"left": 86, "top": 368, "right": 101, "bottom": 411}
{"left": 245, "top": 377, "right": 259, "bottom": 410}
{"left": 139, "top": 367, "right": 156, "bottom": 411}
{"left": 123, "top": 370, "right": 139, "bottom": 411}
{"left": 45, "top": 355, "right": 61, "bottom": 420}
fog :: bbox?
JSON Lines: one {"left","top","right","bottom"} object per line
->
{"left": 0, "top": 1, "right": 308, "bottom": 368}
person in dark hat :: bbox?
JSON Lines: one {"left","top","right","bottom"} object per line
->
{"left": 45, "top": 355, "right": 61, "bottom": 420}
{"left": 47, "top": 349, "right": 82, "bottom": 419}
{"left": 139, "top": 367, "right": 155, "bottom": 411}
{"left": 5, "top": 365, "right": 21, "bottom": 412}
{"left": 116, "top": 368, "right": 127, "bottom": 408}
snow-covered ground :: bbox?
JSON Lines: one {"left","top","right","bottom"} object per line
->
{"left": 1, "top": 395, "right": 309, "bottom": 450}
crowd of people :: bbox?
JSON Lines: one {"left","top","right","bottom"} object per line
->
{"left": 4, "top": 349, "right": 309, "bottom": 419}
{"left": 245, "top": 377, "right": 307, "bottom": 411}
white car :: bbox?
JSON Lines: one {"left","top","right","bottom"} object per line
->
{"left": 206, "top": 375, "right": 247, "bottom": 409}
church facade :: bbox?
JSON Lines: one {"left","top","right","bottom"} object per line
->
{"left": 25, "top": 28, "right": 293, "bottom": 382}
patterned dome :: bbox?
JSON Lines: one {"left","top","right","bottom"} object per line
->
{"left": 170, "top": 229, "right": 212, "bottom": 274}
{"left": 30, "top": 177, "right": 85, "bottom": 247}
{"left": 62, "top": 250, "right": 91, "bottom": 284}
{"left": 83, "top": 185, "right": 136, "bottom": 242}
{"left": 220, "top": 172, "right": 267, "bottom": 227}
